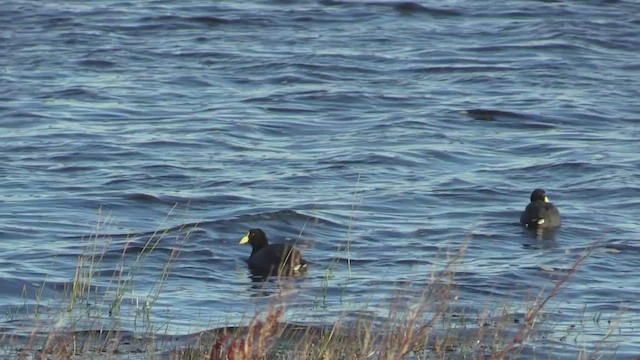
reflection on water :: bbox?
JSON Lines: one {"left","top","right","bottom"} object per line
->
{"left": 521, "top": 227, "right": 559, "bottom": 242}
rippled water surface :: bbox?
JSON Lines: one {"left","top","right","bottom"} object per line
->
{"left": 1, "top": 0, "right": 639, "bottom": 358}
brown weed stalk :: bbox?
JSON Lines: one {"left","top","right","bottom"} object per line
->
{"left": 491, "top": 247, "right": 594, "bottom": 359}
{"left": 209, "top": 306, "right": 285, "bottom": 360}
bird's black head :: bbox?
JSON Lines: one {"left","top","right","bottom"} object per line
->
{"left": 530, "top": 188, "right": 547, "bottom": 202}
{"left": 239, "top": 228, "right": 269, "bottom": 251}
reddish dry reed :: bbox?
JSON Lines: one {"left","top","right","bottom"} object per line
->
{"left": 209, "top": 307, "right": 284, "bottom": 360}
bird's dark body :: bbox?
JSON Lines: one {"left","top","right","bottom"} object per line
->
{"left": 247, "top": 243, "right": 305, "bottom": 275}
{"left": 520, "top": 200, "right": 561, "bottom": 230}
{"left": 240, "top": 228, "right": 307, "bottom": 277}
{"left": 520, "top": 188, "right": 561, "bottom": 231}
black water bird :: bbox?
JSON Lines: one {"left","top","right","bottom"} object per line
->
{"left": 520, "top": 189, "right": 561, "bottom": 230}
{"left": 239, "top": 228, "right": 307, "bottom": 276}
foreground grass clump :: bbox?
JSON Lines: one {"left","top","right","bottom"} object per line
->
{"left": 0, "top": 214, "right": 597, "bottom": 360}
{"left": 170, "top": 248, "right": 595, "bottom": 360}
{"left": 0, "top": 209, "right": 190, "bottom": 359}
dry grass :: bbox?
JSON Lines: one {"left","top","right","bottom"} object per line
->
{"left": 0, "top": 212, "right": 602, "bottom": 360}
{"left": 164, "top": 246, "right": 597, "bottom": 360}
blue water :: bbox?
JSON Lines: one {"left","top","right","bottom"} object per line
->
{"left": 1, "top": 0, "right": 639, "bottom": 358}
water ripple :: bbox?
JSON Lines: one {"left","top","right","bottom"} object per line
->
{"left": 1, "top": 0, "right": 639, "bottom": 357}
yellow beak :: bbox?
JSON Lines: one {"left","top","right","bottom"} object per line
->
{"left": 239, "top": 233, "right": 250, "bottom": 244}
{"left": 544, "top": 196, "right": 550, "bottom": 203}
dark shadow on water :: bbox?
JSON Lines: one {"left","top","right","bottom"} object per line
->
{"left": 521, "top": 228, "right": 559, "bottom": 250}
{"left": 245, "top": 269, "right": 307, "bottom": 298}
{"left": 464, "top": 108, "right": 531, "bottom": 121}
{"left": 522, "top": 227, "right": 558, "bottom": 240}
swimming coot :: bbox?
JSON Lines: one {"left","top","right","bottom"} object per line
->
{"left": 239, "top": 228, "right": 307, "bottom": 276}
{"left": 520, "top": 188, "right": 561, "bottom": 230}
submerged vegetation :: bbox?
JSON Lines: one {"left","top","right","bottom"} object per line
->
{"left": 0, "top": 211, "right": 612, "bottom": 359}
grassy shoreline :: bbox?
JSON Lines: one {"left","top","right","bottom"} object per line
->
{"left": 0, "top": 217, "right": 612, "bottom": 359}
